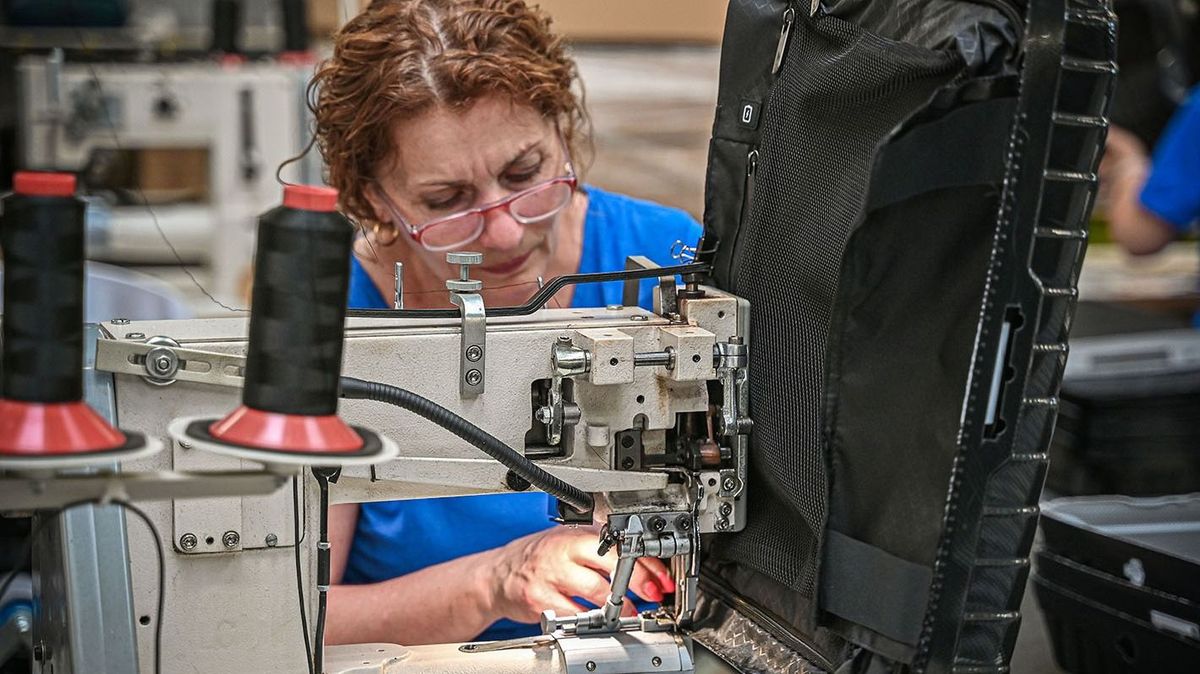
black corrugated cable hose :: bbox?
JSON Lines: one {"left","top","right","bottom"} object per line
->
{"left": 338, "top": 376, "right": 594, "bottom": 514}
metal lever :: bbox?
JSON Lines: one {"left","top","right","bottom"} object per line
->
{"left": 447, "top": 252, "right": 486, "bottom": 398}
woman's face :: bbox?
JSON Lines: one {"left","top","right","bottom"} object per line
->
{"left": 368, "top": 96, "right": 575, "bottom": 291}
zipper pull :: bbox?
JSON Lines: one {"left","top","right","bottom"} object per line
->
{"left": 746, "top": 149, "right": 759, "bottom": 177}
{"left": 772, "top": 7, "right": 797, "bottom": 75}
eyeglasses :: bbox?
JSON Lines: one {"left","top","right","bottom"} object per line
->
{"left": 374, "top": 142, "right": 577, "bottom": 252}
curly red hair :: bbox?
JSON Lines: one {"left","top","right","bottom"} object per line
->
{"left": 310, "top": 0, "right": 590, "bottom": 225}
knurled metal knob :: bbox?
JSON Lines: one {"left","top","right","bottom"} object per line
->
{"left": 446, "top": 251, "right": 483, "bottom": 265}
{"left": 446, "top": 251, "right": 483, "bottom": 293}
{"left": 447, "top": 278, "right": 483, "bottom": 292}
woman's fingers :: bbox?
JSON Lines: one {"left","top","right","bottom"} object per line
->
{"left": 627, "top": 557, "right": 674, "bottom": 602}
{"left": 556, "top": 564, "right": 614, "bottom": 610}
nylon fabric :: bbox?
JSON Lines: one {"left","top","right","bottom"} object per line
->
{"left": 707, "top": 11, "right": 966, "bottom": 600}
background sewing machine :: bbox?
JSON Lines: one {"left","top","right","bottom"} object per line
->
{"left": 16, "top": 54, "right": 316, "bottom": 308}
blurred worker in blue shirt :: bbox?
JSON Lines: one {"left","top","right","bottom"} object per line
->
{"left": 1101, "top": 86, "right": 1200, "bottom": 325}
{"left": 1102, "top": 86, "right": 1200, "bottom": 252}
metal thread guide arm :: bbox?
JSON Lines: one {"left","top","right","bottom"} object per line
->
{"left": 446, "top": 252, "right": 486, "bottom": 398}
{"left": 540, "top": 512, "right": 696, "bottom": 637}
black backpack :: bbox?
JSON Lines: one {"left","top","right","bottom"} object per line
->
{"left": 694, "top": 1, "right": 1115, "bottom": 671}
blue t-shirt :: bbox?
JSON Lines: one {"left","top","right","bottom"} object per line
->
{"left": 1139, "top": 86, "right": 1200, "bottom": 327}
{"left": 343, "top": 185, "right": 701, "bottom": 641}
{"left": 1140, "top": 86, "right": 1200, "bottom": 233}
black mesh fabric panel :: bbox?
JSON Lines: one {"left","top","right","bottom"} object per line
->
{"left": 707, "top": 13, "right": 966, "bottom": 597}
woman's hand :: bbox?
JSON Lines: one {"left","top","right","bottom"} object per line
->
{"left": 484, "top": 525, "right": 676, "bottom": 624}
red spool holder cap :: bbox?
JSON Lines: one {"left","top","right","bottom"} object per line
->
{"left": 0, "top": 400, "right": 126, "bottom": 455}
{"left": 209, "top": 406, "right": 364, "bottom": 453}
{"left": 283, "top": 185, "right": 339, "bottom": 212}
{"left": 13, "top": 172, "right": 77, "bottom": 197}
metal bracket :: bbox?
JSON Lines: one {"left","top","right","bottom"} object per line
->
{"left": 622, "top": 255, "right": 680, "bottom": 318}
{"left": 95, "top": 338, "right": 246, "bottom": 389}
{"left": 447, "top": 252, "right": 486, "bottom": 398}
{"left": 449, "top": 292, "right": 486, "bottom": 398}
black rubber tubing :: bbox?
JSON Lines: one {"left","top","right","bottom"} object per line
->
{"left": 338, "top": 376, "right": 593, "bottom": 514}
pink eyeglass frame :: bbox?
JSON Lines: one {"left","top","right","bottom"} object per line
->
{"left": 373, "top": 134, "right": 577, "bottom": 251}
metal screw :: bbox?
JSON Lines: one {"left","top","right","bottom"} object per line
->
{"left": 125, "top": 332, "right": 146, "bottom": 340}
{"left": 652, "top": 656, "right": 663, "bottom": 667}
{"left": 719, "top": 502, "right": 733, "bottom": 517}
{"left": 179, "top": 533, "right": 198, "bottom": 551}
{"left": 675, "top": 515, "right": 692, "bottom": 531}
{"left": 620, "top": 456, "right": 635, "bottom": 470}
{"left": 629, "top": 315, "right": 649, "bottom": 322}
{"left": 265, "top": 533, "right": 278, "bottom": 547}
{"left": 465, "top": 345, "right": 482, "bottom": 362}
{"left": 111, "top": 317, "right": 130, "bottom": 325}
{"left": 648, "top": 515, "right": 667, "bottom": 533}
{"left": 606, "top": 304, "right": 623, "bottom": 311}
{"left": 557, "top": 335, "right": 572, "bottom": 344}
{"left": 179, "top": 441, "right": 192, "bottom": 450}
{"left": 222, "top": 531, "right": 240, "bottom": 549}
{"left": 154, "top": 355, "right": 172, "bottom": 372}
{"left": 716, "top": 518, "right": 730, "bottom": 531}
{"left": 465, "top": 369, "right": 482, "bottom": 386}
{"left": 586, "top": 662, "right": 597, "bottom": 672}
{"left": 722, "top": 477, "right": 737, "bottom": 492}
{"left": 536, "top": 406, "right": 553, "bottom": 424}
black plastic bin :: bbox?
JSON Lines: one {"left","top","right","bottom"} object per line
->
{"left": 1035, "top": 495, "right": 1200, "bottom": 673}
{"left": 1048, "top": 330, "right": 1200, "bottom": 496}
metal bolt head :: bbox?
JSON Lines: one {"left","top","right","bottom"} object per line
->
{"left": 265, "top": 533, "right": 278, "bottom": 547}
{"left": 446, "top": 251, "right": 483, "bottom": 266}
{"left": 125, "top": 332, "right": 146, "bottom": 340}
{"left": 629, "top": 315, "right": 649, "bottom": 322}
{"left": 716, "top": 518, "right": 730, "bottom": 531}
{"left": 722, "top": 477, "right": 737, "bottom": 493}
{"left": 465, "top": 344, "right": 483, "bottom": 362}
{"left": 586, "top": 662, "right": 597, "bottom": 672}
{"left": 620, "top": 456, "right": 635, "bottom": 470}
{"left": 652, "top": 656, "right": 663, "bottom": 667}
{"left": 222, "top": 530, "right": 240, "bottom": 549}
{"left": 648, "top": 515, "right": 667, "bottom": 533}
{"left": 606, "top": 304, "right": 623, "bottom": 311}
{"left": 535, "top": 406, "right": 554, "bottom": 424}
{"left": 465, "top": 369, "right": 483, "bottom": 386}
{"left": 154, "top": 355, "right": 172, "bottom": 372}
{"left": 719, "top": 502, "right": 733, "bottom": 517}
{"left": 675, "top": 514, "right": 692, "bottom": 531}
{"left": 111, "top": 317, "right": 130, "bottom": 325}
{"left": 179, "top": 533, "right": 198, "bottom": 551}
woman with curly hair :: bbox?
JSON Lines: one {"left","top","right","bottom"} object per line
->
{"left": 316, "top": 0, "right": 697, "bottom": 646}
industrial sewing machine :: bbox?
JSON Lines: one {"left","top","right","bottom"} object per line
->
{"left": 17, "top": 54, "right": 315, "bottom": 306}
{"left": 0, "top": 1, "right": 1117, "bottom": 673}
{"left": 80, "top": 262, "right": 745, "bottom": 674}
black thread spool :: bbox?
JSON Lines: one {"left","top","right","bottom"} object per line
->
{"left": 280, "top": 0, "right": 309, "bottom": 53}
{"left": 210, "top": 0, "right": 242, "bottom": 55}
{"left": 0, "top": 172, "right": 146, "bottom": 459}
{"left": 244, "top": 185, "right": 350, "bottom": 416}
{"left": 2, "top": 173, "right": 86, "bottom": 404}
{"left": 203, "top": 185, "right": 370, "bottom": 454}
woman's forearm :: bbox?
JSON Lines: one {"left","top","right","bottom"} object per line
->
{"left": 325, "top": 547, "right": 501, "bottom": 646}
